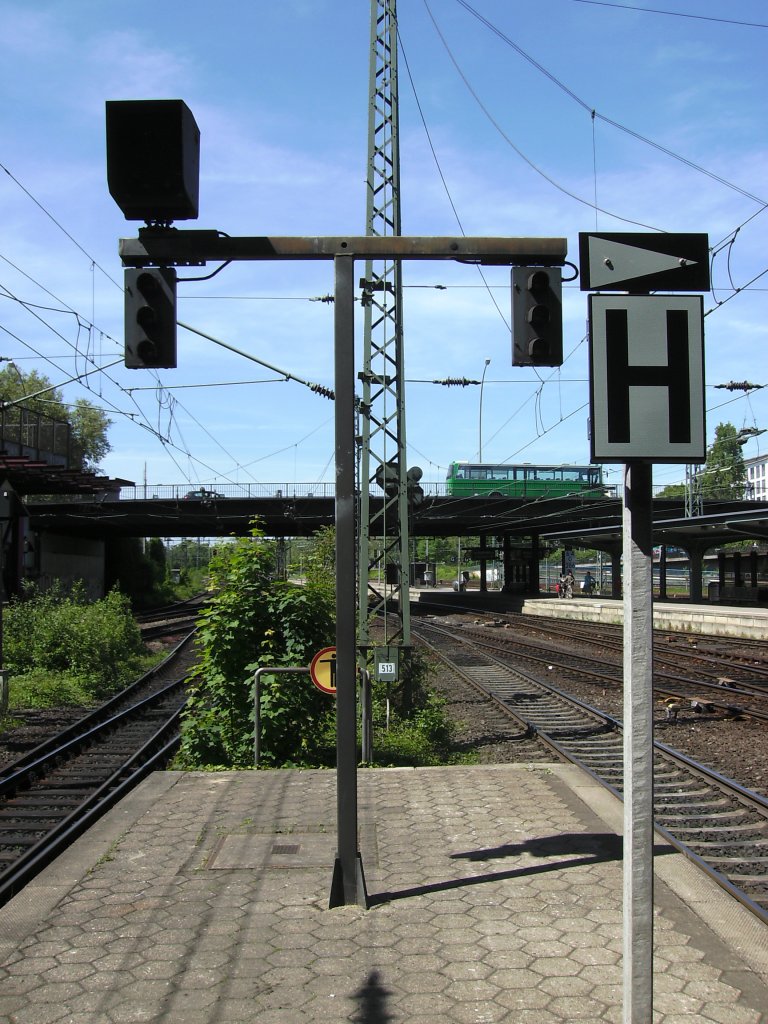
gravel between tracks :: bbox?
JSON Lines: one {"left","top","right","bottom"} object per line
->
{"left": 416, "top": 618, "right": 768, "bottom": 800}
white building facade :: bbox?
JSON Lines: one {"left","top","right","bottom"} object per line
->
{"left": 745, "top": 454, "right": 768, "bottom": 499}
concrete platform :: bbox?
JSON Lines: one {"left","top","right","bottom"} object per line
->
{"left": 415, "top": 588, "right": 768, "bottom": 639}
{"left": 1, "top": 765, "right": 767, "bottom": 1023}
{"left": 521, "top": 595, "right": 768, "bottom": 640}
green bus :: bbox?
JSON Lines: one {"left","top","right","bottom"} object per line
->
{"left": 446, "top": 462, "right": 605, "bottom": 498}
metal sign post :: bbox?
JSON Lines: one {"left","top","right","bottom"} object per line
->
{"left": 329, "top": 254, "right": 367, "bottom": 909}
{"left": 622, "top": 461, "right": 654, "bottom": 1024}
{"left": 582, "top": 229, "right": 708, "bottom": 1023}
{"left": 252, "top": 666, "right": 310, "bottom": 767}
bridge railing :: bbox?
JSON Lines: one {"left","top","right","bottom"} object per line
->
{"left": 114, "top": 482, "right": 449, "bottom": 501}
{"left": 87, "top": 481, "right": 763, "bottom": 503}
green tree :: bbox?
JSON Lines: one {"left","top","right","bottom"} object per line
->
{"left": 0, "top": 365, "right": 111, "bottom": 472}
{"left": 656, "top": 483, "right": 686, "bottom": 499}
{"left": 301, "top": 526, "right": 336, "bottom": 607}
{"left": 700, "top": 423, "right": 747, "bottom": 500}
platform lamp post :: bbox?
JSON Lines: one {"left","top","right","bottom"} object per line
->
{"left": 478, "top": 358, "right": 491, "bottom": 462}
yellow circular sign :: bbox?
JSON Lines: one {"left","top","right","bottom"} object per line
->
{"left": 309, "top": 646, "right": 337, "bottom": 695}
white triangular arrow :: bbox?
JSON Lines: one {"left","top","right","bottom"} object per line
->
{"left": 588, "top": 237, "right": 696, "bottom": 289}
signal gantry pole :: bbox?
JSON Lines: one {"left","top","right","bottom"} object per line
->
{"left": 358, "top": 0, "right": 411, "bottom": 663}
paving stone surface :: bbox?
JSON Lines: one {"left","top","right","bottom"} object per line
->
{"left": 1, "top": 764, "right": 767, "bottom": 1022}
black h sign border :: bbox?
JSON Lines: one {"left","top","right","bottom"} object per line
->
{"left": 589, "top": 294, "right": 705, "bottom": 463}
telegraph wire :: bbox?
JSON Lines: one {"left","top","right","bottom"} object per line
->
{"left": 0, "top": 175, "right": 241, "bottom": 478}
{"left": 1, "top": 242, "right": 269, "bottom": 480}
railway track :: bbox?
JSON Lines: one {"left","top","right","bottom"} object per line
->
{"left": 137, "top": 594, "right": 209, "bottom": 641}
{"left": 414, "top": 618, "right": 768, "bottom": 926}
{"left": 0, "top": 634, "right": 197, "bottom": 907}
{"left": 517, "top": 611, "right": 768, "bottom": 683}
{"left": 419, "top": 608, "right": 768, "bottom": 723}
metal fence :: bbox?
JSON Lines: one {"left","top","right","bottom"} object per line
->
{"left": 0, "top": 406, "right": 71, "bottom": 466}
{"left": 113, "top": 481, "right": 764, "bottom": 503}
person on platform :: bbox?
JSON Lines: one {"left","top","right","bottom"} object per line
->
{"left": 562, "top": 570, "right": 574, "bottom": 599}
{"left": 582, "top": 570, "right": 596, "bottom": 596}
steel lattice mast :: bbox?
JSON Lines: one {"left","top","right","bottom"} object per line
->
{"left": 358, "top": 0, "right": 411, "bottom": 652}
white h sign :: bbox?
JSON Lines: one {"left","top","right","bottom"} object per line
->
{"left": 589, "top": 294, "right": 705, "bottom": 462}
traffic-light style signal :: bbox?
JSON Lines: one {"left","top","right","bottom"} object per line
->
{"left": 406, "top": 466, "right": 424, "bottom": 506}
{"left": 124, "top": 268, "right": 178, "bottom": 368}
{"left": 511, "top": 266, "right": 563, "bottom": 367}
{"left": 106, "top": 99, "right": 200, "bottom": 222}
{"left": 375, "top": 460, "right": 399, "bottom": 497}
{"left": 375, "top": 462, "right": 424, "bottom": 506}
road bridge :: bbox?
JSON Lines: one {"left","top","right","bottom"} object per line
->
{"left": 27, "top": 490, "right": 767, "bottom": 542}
{"left": 26, "top": 490, "right": 768, "bottom": 603}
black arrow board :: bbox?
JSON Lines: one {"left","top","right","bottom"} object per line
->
{"left": 579, "top": 232, "right": 709, "bottom": 292}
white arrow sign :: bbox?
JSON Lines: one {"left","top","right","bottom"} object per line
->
{"left": 587, "top": 237, "right": 697, "bottom": 290}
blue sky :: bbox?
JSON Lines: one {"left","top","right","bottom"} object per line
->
{"left": 1, "top": 0, "right": 766, "bottom": 494}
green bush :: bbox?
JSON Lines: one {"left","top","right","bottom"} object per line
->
{"left": 4, "top": 582, "right": 149, "bottom": 707}
{"left": 8, "top": 668, "right": 93, "bottom": 708}
{"left": 175, "top": 527, "right": 467, "bottom": 771}
{"left": 368, "top": 651, "right": 466, "bottom": 766}
{"left": 176, "top": 526, "right": 336, "bottom": 769}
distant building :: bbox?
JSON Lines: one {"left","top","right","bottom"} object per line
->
{"left": 745, "top": 454, "right": 768, "bottom": 500}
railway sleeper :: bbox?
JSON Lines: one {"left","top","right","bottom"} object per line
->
{"left": 654, "top": 791, "right": 728, "bottom": 804}
{"left": 703, "top": 857, "right": 768, "bottom": 869}
{"left": 660, "top": 809, "right": 753, "bottom": 823}
{"left": 654, "top": 778, "right": 711, "bottom": 790}
{"left": 0, "top": 821, "right": 54, "bottom": 831}
{"left": 669, "top": 824, "right": 764, "bottom": 838}
{"left": 565, "top": 750, "right": 623, "bottom": 761}
{"left": 0, "top": 810, "right": 70, "bottom": 821}
{"left": 0, "top": 833, "right": 46, "bottom": 847}
{"left": 5, "top": 792, "right": 90, "bottom": 803}
{"left": 722, "top": 874, "right": 768, "bottom": 889}
{"left": 680, "top": 840, "right": 768, "bottom": 851}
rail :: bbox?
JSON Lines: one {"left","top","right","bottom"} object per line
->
{"left": 0, "top": 634, "right": 197, "bottom": 907}
{"left": 413, "top": 618, "right": 768, "bottom": 925}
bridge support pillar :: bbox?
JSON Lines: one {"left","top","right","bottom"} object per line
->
{"left": 528, "top": 533, "right": 540, "bottom": 595}
{"left": 684, "top": 540, "right": 711, "bottom": 604}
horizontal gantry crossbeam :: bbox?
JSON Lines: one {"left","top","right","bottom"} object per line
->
{"left": 119, "top": 232, "right": 568, "bottom": 267}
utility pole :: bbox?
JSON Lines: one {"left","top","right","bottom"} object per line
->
{"left": 358, "top": 0, "right": 411, "bottom": 657}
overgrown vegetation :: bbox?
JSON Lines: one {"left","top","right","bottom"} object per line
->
{"left": 367, "top": 648, "right": 469, "bottom": 766}
{"left": 176, "top": 524, "right": 336, "bottom": 769}
{"left": 176, "top": 524, "right": 463, "bottom": 770}
{"left": 3, "top": 583, "right": 151, "bottom": 707}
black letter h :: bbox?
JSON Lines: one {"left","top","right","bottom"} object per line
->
{"left": 606, "top": 309, "right": 690, "bottom": 444}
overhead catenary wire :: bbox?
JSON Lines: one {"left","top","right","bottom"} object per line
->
{"left": 2, "top": 14, "right": 765, "bottom": 488}
{"left": 397, "top": 28, "right": 512, "bottom": 334}
{"left": 568, "top": 0, "right": 768, "bottom": 30}
{"left": 451, "top": 0, "right": 767, "bottom": 207}
{"left": 424, "top": 0, "right": 660, "bottom": 229}
{"left": 177, "top": 321, "right": 334, "bottom": 399}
